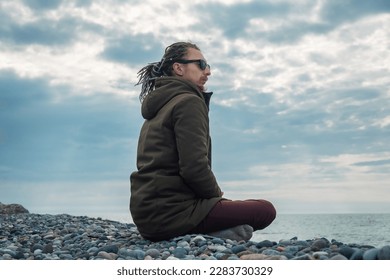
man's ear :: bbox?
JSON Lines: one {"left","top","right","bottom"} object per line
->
{"left": 172, "top": 62, "right": 184, "bottom": 76}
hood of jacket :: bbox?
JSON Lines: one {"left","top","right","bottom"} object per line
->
{"left": 141, "top": 76, "right": 211, "bottom": 120}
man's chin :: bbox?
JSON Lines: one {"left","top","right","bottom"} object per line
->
{"left": 198, "top": 85, "right": 206, "bottom": 92}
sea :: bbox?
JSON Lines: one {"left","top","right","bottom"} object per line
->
{"left": 106, "top": 213, "right": 390, "bottom": 248}
{"left": 254, "top": 213, "right": 390, "bottom": 248}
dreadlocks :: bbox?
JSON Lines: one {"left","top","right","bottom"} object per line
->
{"left": 135, "top": 42, "right": 200, "bottom": 103}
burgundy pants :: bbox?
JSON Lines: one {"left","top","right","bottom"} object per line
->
{"left": 189, "top": 199, "right": 276, "bottom": 234}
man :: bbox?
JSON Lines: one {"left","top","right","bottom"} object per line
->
{"left": 131, "top": 41, "right": 276, "bottom": 241}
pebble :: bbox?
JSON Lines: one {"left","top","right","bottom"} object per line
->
{"left": 145, "top": 248, "right": 160, "bottom": 258}
{"left": 311, "top": 238, "right": 329, "bottom": 251}
{"left": 378, "top": 245, "right": 390, "bottom": 260}
{"left": 338, "top": 245, "right": 355, "bottom": 259}
{"left": 173, "top": 247, "right": 188, "bottom": 259}
{"left": 231, "top": 244, "right": 247, "bottom": 254}
{"left": 363, "top": 248, "right": 379, "bottom": 260}
{"left": 350, "top": 249, "right": 364, "bottom": 260}
{"left": 330, "top": 254, "right": 348, "bottom": 260}
{"left": 256, "top": 240, "right": 275, "bottom": 248}
{"left": 0, "top": 213, "right": 389, "bottom": 260}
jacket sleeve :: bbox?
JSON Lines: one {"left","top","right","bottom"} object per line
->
{"left": 172, "top": 94, "right": 223, "bottom": 198}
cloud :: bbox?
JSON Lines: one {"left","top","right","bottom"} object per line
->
{"left": 321, "top": 0, "right": 390, "bottom": 24}
{"left": 0, "top": 3, "right": 69, "bottom": 46}
{"left": 353, "top": 159, "right": 390, "bottom": 167}
{"left": 0, "top": 70, "right": 140, "bottom": 183}
{"left": 101, "top": 34, "right": 163, "bottom": 65}
{"left": 21, "top": 0, "right": 63, "bottom": 11}
{"left": 197, "top": 1, "right": 291, "bottom": 39}
{"left": 1, "top": 0, "right": 389, "bottom": 216}
{"left": 220, "top": 152, "right": 390, "bottom": 213}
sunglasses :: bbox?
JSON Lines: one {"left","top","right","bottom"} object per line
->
{"left": 175, "top": 59, "right": 210, "bottom": 70}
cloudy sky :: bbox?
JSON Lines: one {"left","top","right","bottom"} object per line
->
{"left": 1, "top": 0, "right": 389, "bottom": 221}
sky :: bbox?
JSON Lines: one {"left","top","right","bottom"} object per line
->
{"left": 1, "top": 0, "right": 389, "bottom": 222}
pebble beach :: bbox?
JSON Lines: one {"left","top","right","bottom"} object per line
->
{"left": 1, "top": 213, "right": 390, "bottom": 260}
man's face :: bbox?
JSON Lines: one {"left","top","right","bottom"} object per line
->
{"left": 173, "top": 48, "right": 211, "bottom": 92}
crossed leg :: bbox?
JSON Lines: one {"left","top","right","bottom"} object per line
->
{"left": 188, "top": 199, "right": 276, "bottom": 240}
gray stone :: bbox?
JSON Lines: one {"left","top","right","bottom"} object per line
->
{"left": 330, "top": 254, "right": 348, "bottom": 260}
{"left": 211, "top": 238, "right": 225, "bottom": 245}
{"left": 13, "top": 250, "right": 25, "bottom": 260}
{"left": 214, "top": 252, "right": 227, "bottom": 260}
{"left": 2, "top": 254, "right": 13, "bottom": 260}
{"left": 33, "top": 249, "right": 42, "bottom": 256}
{"left": 173, "top": 247, "right": 188, "bottom": 259}
{"left": 161, "top": 251, "right": 171, "bottom": 260}
{"left": 43, "top": 244, "right": 53, "bottom": 254}
{"left": 281, "top": 252, "right": 295, "bottom": 259}
{"left": 117, "top": 248, "right": 130, "bottom": 257}
{"left": 177, "top": 241, "right": 190, "bottom": 248}
{"left": 240, "top": 253, "right": 268, "bottom": 260}
{"left": 191, "top": 235, "right": 206, "bottom": 245}
{"left": 363, "top": 248, "right": 379, "bottom": 260}
{"left": 350, "top": 249, "right": 364, "bottom": 260}
{"left": 59, "top": 254, "right": 73, "bottom": 260}
{"left": 378, "top": 246, "right": 390, "bottom": 260}
{"left": 262, "top": 249, "right": 281, "bottom": 256}
{"left": 87, "top": 247, "right": 99, "bottom": 255}
{"left": 231, "top": 244, "right": 247, "bottom": 254}
{"left": 0, "top": 202, "right": 29, "bottom": 214}
{"left": 166, "top": 256, "right": 179, "bottom": 260}
{"left": 284, "top": 245, "right": 300, "bottom": 255}
{"left": 256, "top": 240, "right": 274, "bottom": 248}
{"left": 311, "top": 238, "right": 329, "bottom": 251}
{"left": 145, "top": 248, "right": 160, "bottom": 259}
{"left": 134, "top": 249, "right": 146, "bottom": 260}
{"left": 292, "top": 254, "right": 313, "bottom": 260}
{"left": 30, "top": 244, "right": 43, "bottom": 252}
{"left": 98, "top": 245, "right": 118, "bottom": 254}
{"left": 128, "top": 249, "right": 145, "bottom": 260}
{"left": 313, "top": 251, "right": 329, "bottom": 260}
{"left": 208, "top": 245, "right": 228, "bottom": 252}
{"left": 43, "top": 234, "right": 55, "bottom": 240}
{"left": 97, "top": 251, "right": 113, "bottom": 260}
{"left": 338, "top": 245, "right": 355, "bottom": 259}
{"left": 279, "top": 239, "right": 293, "bottom": 246}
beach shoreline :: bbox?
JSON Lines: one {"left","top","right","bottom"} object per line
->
{"left": 1, "top": 213, "right": 389, "bottom": 260}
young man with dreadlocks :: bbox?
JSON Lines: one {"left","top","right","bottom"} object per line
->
{"left": 130, "top": 41, "right": 276, "bottom": 242}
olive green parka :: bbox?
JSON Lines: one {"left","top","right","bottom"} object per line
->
{"left": 130, "top": 76, "right": 223, "bottom": 241}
